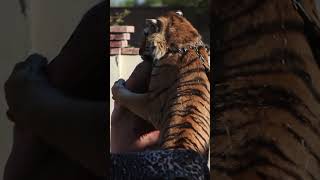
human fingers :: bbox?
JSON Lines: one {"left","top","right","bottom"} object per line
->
{"left": 132, "top": 130, "right": 160, "bottom": 150}
{"left": 4, "top": 54, "right": 49, "bottom": 117}
{"left": 114, "top": 79, "right": 125, "bottom": 87}
{"left": 112, "top": 79, "right": 126, "bottom": 98}
{"left": 25, "top": 54, "right": 48, "bottom": 75}
{"left": 7, "top": 54, "right": 48, "bottom": 86}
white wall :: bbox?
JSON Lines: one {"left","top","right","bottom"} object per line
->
{"left": 109, "top": 55, "right": 143, "bottom": 117}
{"left": 0, "top": 0, "right": 30, "bottom": 177}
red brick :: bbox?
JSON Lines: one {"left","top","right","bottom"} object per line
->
{"left": 110, "top": 48, "right": 121, "bottom": 55}
{"left": 110, "top": 33, "right": 130, "bottom": 40}
{"left": 110, "top": 26, "right": 135, "bottom": 33}
{"left": 110, "top": 40, "right": 128, "bottom": 48}
{"left": 121, "top": 47, "right": 140, "bottom": 55}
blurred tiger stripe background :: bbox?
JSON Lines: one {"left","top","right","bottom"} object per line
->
{"left": 211, "top": 0, "right": 320, "bottom": 179}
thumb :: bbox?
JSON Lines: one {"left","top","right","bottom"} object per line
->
{"left": 25, "top": 53, "right": 48, "bottom": 74}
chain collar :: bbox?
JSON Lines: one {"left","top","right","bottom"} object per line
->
{"left": 165, "top": 44, "right": 210, "bottom": 75}
{"left": 167, "top": 44, "right": 209, "bottom": 63}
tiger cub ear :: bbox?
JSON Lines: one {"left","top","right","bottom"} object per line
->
{"left": 176, "top": 10, "right": 183, "bottom": 16}
{"left": 145, "top": 19, "right": 157, "bottom": 25}
{"left": 145, "top": 18, "right": 161, "bottom": 35}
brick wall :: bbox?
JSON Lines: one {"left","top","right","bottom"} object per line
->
{"left": 110, "top": 25, "right": 140, "bottom": 55}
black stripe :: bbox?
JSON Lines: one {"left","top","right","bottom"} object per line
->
{"left": 148, "top": 78, "right": 209, "bottom": 100}
{"left": 177, "top": 80, "right": 210, "bottom": 94}
{"left": 164, "top": 135, "right": 201, "bottom": 152}
{"left": 216, "top": 21, "right": 305, "bottom": 55}
{"left": 176, "top": 88, "right": 209, "bottom": 101}
{"left": 190, "top": 134, "right": 207, "bottom": 152}
{"left": 216, "top": 85, "right": 317, "bottom": 118}
{"left": 199, "top": 101, "right": 210, "bottom": 113}
{"left": 255, "top": 171, "right": 269, "bottom": 180}
{"left": 150, "top": 68, "right": 209, "bottom": 95}
{"left": 180, "top": 121, "right": 209, "bottom": 146}
{"left": 215, "top": 86, "right": 320, "bottom": 138}
{"left": 213, "top": 140, "right": 297, "bottom": 174}
{"left": 216, "top": 101, "right": 320, "bottom": 139}
{"left": 161, "top": 121, "right": 209, "bottom": 146}
{"left": 218, "top": 68, "right": 320, "bottom": 104}
{"left": 160, "top": 130, "right": 186, "bottom": 146}
{"left": 151, "top": 57, "right": 199, "bottom": 77}
{"left": 163, "top": 110, "right": 210, "bottom": 135}
{"left": 163, "top": 103, "right": 210, "bottom": 128}
{"left": 163, "top": 106, "right": 209, "bottom": 128}
{"left": 175, "top": 136, "right": 201, "bottom": 152}
{"left": 163, "top": 89, "right": 210, "bottom": 115}
{"left": 223, "top": 48, "right": 306, "bottom": 69}
{"left": 215, "top": 0, "right": 267, "bottom": 25}
{"left": 285, "top": 124, "right": 320, "bottom": 167}
{"left": 165, "top": 101, "right": 210, "bottom": 126}
{"left": 189, "top": 115, "right": 210, "bottom": 133}
{"left": 163, "top": 130, "right": 207, "bottom": 153}
{"left": 163, "top": 108, "right": 209, "bottom": 130}
{"left": 214, "top": 117, "right": 258, "bottom": 136}
{"left": 163, "top": 99, "right": 193, "bottom": 111}
{"left": 165, "top": 99, "right": 193, "bottom": 108}
{"left": 213, "top": 139, "right": 316, "bottom": 179}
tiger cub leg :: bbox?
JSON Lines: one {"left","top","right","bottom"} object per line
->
{"left": 112, "top": 79, "right": 152, "bottom": 123}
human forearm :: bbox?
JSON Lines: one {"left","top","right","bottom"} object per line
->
{"left": 115, "top": 86, "right": 150, "bottom": 121}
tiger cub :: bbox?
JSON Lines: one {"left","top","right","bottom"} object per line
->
{"left": 112, "top": 11, "right": 210, "bottom": 158}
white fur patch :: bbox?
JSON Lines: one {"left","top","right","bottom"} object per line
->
{"left": 176, "top": 10, "right": 183, "bottom": 16}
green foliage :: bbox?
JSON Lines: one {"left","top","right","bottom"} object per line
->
{"left": 162, "top": 0, "right": 208, "bottom": 14}
{"left": 111, "top": 0, "right": 207, "bottom": 7}
{"left": 162, "top": 0, "right": 207, "bottom": 7}
{"left": 110, "top": 9, "right": 131, "bottom": 25}
{"left": 143, "top": 0, "right": 163, "bottom": 6}
{"left": 122, "top": 0, "right": 135, "bottom": 7}
{"left": 111, "top": 0, "right": 135, "bottom": 7}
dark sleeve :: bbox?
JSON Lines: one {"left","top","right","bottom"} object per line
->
{"left": 47, "top": 1, "right": 107, "bottom": 100}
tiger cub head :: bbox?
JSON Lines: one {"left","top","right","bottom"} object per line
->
{"left": 143, "top": 33, "right": 167, "bottom": 61}
{"left": 140, "top": 10, "right": 202, "bottom": 62}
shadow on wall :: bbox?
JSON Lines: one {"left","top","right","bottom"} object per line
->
{"left": 110, "top": 7, "right": 210, "bottom": 48}
{"left": 0, "top": 0, "right": 30, "bottom": 178}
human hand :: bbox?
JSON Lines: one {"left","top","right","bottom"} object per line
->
{"left": 5, "top": 54, "right": 49, "bottom": 122}
{"left": 111, "top": 61, "right": 160, "bottom": 153}
{"left": 111, "top": 79, "right": 126, "bottom": 101}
